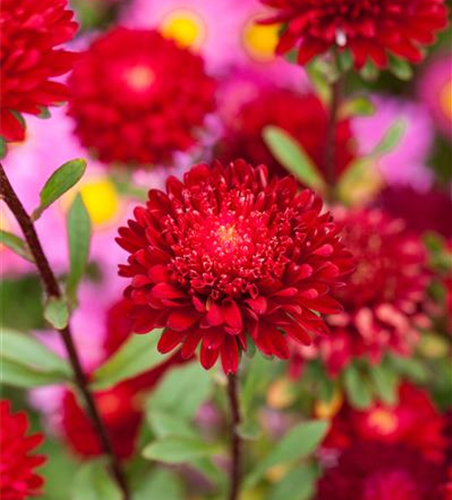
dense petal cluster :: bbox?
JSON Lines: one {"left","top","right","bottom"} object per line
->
{"left": 0, "top": 0, "right": 78, "bottom": 141}
{"left": 68, "top": 27, "right": 217, "bottom": 166}
{"left": 0, "top": 400, "right": 46, "bottom": 500}
{"left": 219, "top": 89, "right": 355, "bottom": 179}
{"left": 259, "top": 0, "right": 449, "bottom": 69}
{"left": 117, "top": 160, "right": 354, "bottom": 374}
{"left": 292, "top": 208, "right": 430, "bottom": 375}
{"left": 316, "top": 442, "right": 447, "bottom": 500}
{"left": 325, "top": 382, "right": 447, "bottom": 462}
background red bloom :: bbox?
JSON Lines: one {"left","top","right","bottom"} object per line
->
{"left": 260, "top": 0, "right": 449, "bottom": 69}
{"left": 0, "top": 0, "right": 78, "bottom": 141}
{"left": 69, "top": 27, "right": 217, "bottom": 167}
{"left": 117, "top": 159, "right": 354, "bottom": 374}
{"left": 0, "top": 400, "right": 46, "bottom": 500}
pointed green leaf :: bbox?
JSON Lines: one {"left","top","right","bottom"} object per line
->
{"left": 72, "top": 460, "right": 122, "bottom": 500}
{"left": 44, "top": 297, "right": 70, "bottom": 330}
{"left": 263, "top": 126, "right": 326, "bottom": 193}
{"left": 370, "top": 362, "right": 399, "bottom": 405}
{"left": 389, "top": 56, "right": 413, "bottom": 81}
{"left": 142, "top": 437, "right": 218, "bottom": 464}
{"left": 0, "top": 358, "right": 69, "bottom": 388}
{"left": 340, "top": 96, "right": 375, "bottom": 119}
{"left": 0, "top": 230, "right": 34, "bottom": 262}
{"left": 267, "top": 464, "right": 318, "bottom": 500}
{"left": 91, "top": 330, "right": 167, "bottom": 390}
{"left": 147, "top": 409, "right": 197, "bottom": 439}
{"left": 245, "top": 420, "right": 330, "bottom": 487}
{"left": 371, "top": 119, "right": 406, "bottom": 157}
{"left": 32, "top": 159, "right": 87, "bottom": 220}
{"left": 132, "top": 470, "right": 184, "bottom": 500}
{"left": 343, "top": 363, "right": 374, "bottom": 409}
{"left": 66, "top": 193, "right": 91, "bottom": 303}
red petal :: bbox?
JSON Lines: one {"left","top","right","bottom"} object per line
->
{"left": 167, "top": 308, "right": 200, "bottom": 331}
{"left": 222, "top": 300, "right": 243, "bottom": 330}
{"left": 158, "top": 329, "right": 185, "bottom": 353}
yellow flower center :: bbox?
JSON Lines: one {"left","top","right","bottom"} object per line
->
{"left": 367, "top": 408, "right": 398, "bottom": 435}
{"left": 218, "top": 224, "right": 239, "bottom": 245}
{"left": 242, "top": 18, "right": 280, "bottom": 62}
{"left": 161, "top": 9, "right": 206, "bottom": 49}
{"left": 439, "top": 80, "right": 452, "bottom": 120}
{"left": 124, "top": 65, "right": 155, "bottom": 92}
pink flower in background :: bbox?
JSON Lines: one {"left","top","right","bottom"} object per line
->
{"left": 352, "top": 96, "right": 435, "bottom": 191}
{"left": 418, "top": 53, "right": 452, "bottom": 139}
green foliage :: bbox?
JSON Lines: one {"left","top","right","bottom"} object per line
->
{"left": 0, "top": 230, "right": 34, "bottom": 262}
{"left": 91, "top": 330, "right": 167, "bottom": 390}
{"left": 370, "top": 119, "right": 406, "bottom": 156}
{"left": 132, "top": 469, "right": 184, "bottom": 500}
{"left": 340, "top": 96, "right": 375, "bottom": 118}
{"left": 388, "top": 56, "right": 414, "bottom": 81}
{"left": 32, "top": 159, "right": 87, "bottom": 220}
{"left": 370, "top": 360, "right": 399, "bottom": 405}
{"left": 343, "top": 363, "right": 373, "bottom": 409}
{"left": 245, "top": 420, "right": 330, "bottom": 487}
{"left": 72, "top": 460, "right": 122, "bottom": 500}
{"left": 142, "top": 437, "right": 219, "bottom": 464}
{"left": 44, "top": 297, "right": 69, "bottom": 330}
{"left": 266, "top": 464, "right": 318, "bottom": 500}
{"left": 66, "top": 193, "right": 91, "bottom": 304}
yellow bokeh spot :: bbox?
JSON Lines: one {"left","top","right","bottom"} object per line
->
{"left": 440, "top": 80, "right": 452, "bottom": 120}
{"left": 243, "top": 18, "right": 280, "bottom": 62}
{"left": 124, "top": 65, "right": 155, "bottom": 92}
{"left": 367, "top": 409, "right": 398, "bottom": 435}
{"left": 161, "top": 9, "right": 206, "bottom": 50}
{"left": 267, "top": 377, "right": 296, "bottom": 409}
{"left": 315, "top": 389, "right": 344, "bottom": 419}
{"left": 61, "top": 177, "right": 121, "bottom": 229}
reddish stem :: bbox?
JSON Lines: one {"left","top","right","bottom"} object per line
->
{"left": 227, "top": 373, "right": 242, "bottom": 500}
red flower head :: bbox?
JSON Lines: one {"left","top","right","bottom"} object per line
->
{"left": 259, "top": 0, "right": 449, "bottom": 69}
{"left": 220, "top": 89, "right": 355, "bottom": 179}
{"left": 325, "top": 382, "right": 447, "bottom": 462}
{"left": 0, "top": 0, "right": 78, "bottom": 142}
{"left": 68, "top": 27, "right": 217, "bottom": 167}
{"left": 316, "top": 442, "right": 448, "bottom": 500}
{"left": 291, "top": 208, "right": 430, "bottom": 376}
{"left": 0, "top": 400, "right": 46, "bottom": 500}
{"left": 116, "top": 159, "right": 354, "bottom": 375}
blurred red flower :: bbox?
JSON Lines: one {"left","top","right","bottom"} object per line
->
{"left": 69, "top": 28, "right": 217, "bottom": 167}
{"left": 0, "top": 400, "right": 46, "bottom": 500}
{"left": 220, "top": 90, "right": 355, "bottom": 179}
{"left": 316, "top": 442, "right": 448, "bottom": 500}
{"left": 0, "top": 0, "right": 78, "bottom": 141}
{"left": 325, "top": 382, "right": 448, "bottom": 462}
{"left": 117, "top": 159, "right": 354, "bottom": 374}
{"left": 259, "top": 0, "right": 449, "bottom": 68}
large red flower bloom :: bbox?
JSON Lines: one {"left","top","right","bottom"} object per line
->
{"left": 219, "top": 89, "right": 355, "bottom": 179}
{"left": 291, "top": 208, "right": 430, "bottom": 376}
{"left": 68, "top": 28, "right": 217, "bottom": 167}
{"left": 0, "top": 400, "right": 46, "bottom": 500}
{"left": 117, "top": 159, "right": 354, "bottom": 375}
{"left": 259, "top": 0, "right": 449, "bottom": 69}
{"left": 0, "top": 0, "right": 78, "bottom": 142}
{"left": 325, "top": 382, "right": 447, "bottom": 462}
{"left": 316, "top": 442, "right": 447, "bottom": 500}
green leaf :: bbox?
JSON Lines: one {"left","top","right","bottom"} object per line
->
{"left": 237, "top": 418, "right": 261, "bottom": 440}
{"left": 142, "top": 437, "right": 218, "bottom": 464}
{"left": 91, "top": 330, "right": 167, "bottom": 390}
{"left": 245, "top": 420, "right": 330, "bottom": 487}
{"left": 147, "top": 363, "right": 214, "bottom": 420}
{"left": 1, "top": 358, "right": 68, "bottom": 388}
{"left": 343, "top": 363, "right": 373, "bottom": 409}
{"left": 371, "top": 119, "right": 406, "bottom": 157}
{"left": 266, "top": 464, "right": 318, "bottom": 500}
{"left": 340, "top": 96, "right": 375, "bottom": 119}
{"left": 0, "top": 230, "right": 34, "bottom": 262}
{"left": 44, "top": 297, "right": 69, "bottom": 330}
{"left": 32, "top": 159, "right": 87, "bottom": 220}
{"left": 389, "top": 56, "right": 413, "bottom": 81}
{"left": 242, "top": 352, "right": 277, "bottom": 414}
{"left": 370, "top": 362, "right": 399, "bottom": 405}
{"left": 0, "top": 137, "right": 7, "bottom": 159}
{"left": 147, "top": 409, "right": 197, "bottom": 439}
{"left": 388, "top": 355, "right": 429, "bottom": 384}
{"left": 263, "top": 126, "right": 326, "bottom": 193}
{"left": 66, "top": 193, "right": 91, "bottom": 303}
{"left": 132, "top": 470, "right": 184, "bottom": 500}
{"left": 72, "top": 460, "right": 122, "bottom": 500}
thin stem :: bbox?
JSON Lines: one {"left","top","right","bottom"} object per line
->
{"left": 324, "top": 74, "right": 343, "bottom": 191}
{"left": 227, "top": 373, "right": 242, "bottom": 500}
{"left": 0, "top": 163, "right": 130, "bottom": 500}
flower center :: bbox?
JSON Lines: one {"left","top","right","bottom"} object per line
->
{"left": 440, "top": 80, "right": 452, "bottom": 119}
{"left": 161, "top": 9, "right": 206, "bottom": 49}
{"left": 366, "top": 409, "right": 399, "bottom": 436}
{"left": 362, "top": 470, "right": 419, "bottom": 500}
{"left": 242, "top": 17, "right": 280, "bottom": 62}
{"left": 123, "top": 65, "right": 155, "bottom": 92}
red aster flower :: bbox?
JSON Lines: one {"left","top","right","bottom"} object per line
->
{"left": 316, "top": 442, "right": 448, "bottom": 500}
{"left": 61, "top": 385, "right": 142, "bottom": 460}
{"left": 219, "top": 89, "right": 355, "bottom": 179}
{"left": 0, "top": 400, "right": 46, "bottom": 500}
{"left": 259, "top": 0, "right": 449, "bottom": 69}
{"left": 325, "top": 382, "right": 447, "bottom": 462}
{"left": 291, "top": 208, "right": 430, "bottom": 376}
{"left": 68, "top": 28, "right": 217, "bottom": 167}
{"left": 116, "top": 159, "right": 354, "bottom": 375}
{"left": 0, "top": 0, "right": 78, "bottom": 142}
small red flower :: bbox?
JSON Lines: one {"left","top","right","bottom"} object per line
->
{"left": 220, "top": 89, "right": 355, "bottom": 179}
{"left": 316, "top": 442, "right": 448, "bottom": 500}
{"left": 69, "top": 28, "right": 217, "bottom": 167}
{"left": 325, "top": 382, "right": 447, "bottom": 462}
{"left": 117, "top": 159, "right": 354, "bottom": 375}
{"left": 259, "top": 0, "right": 449, "bottom": 69}
{"left": 0, "top": 0, "right": 78, "bottom": 141}
{"left": 291, "top": 208, "right": 430, "bottom": 376}
{"left": 0, "top": 400, "right": 46, "bottom": 500}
